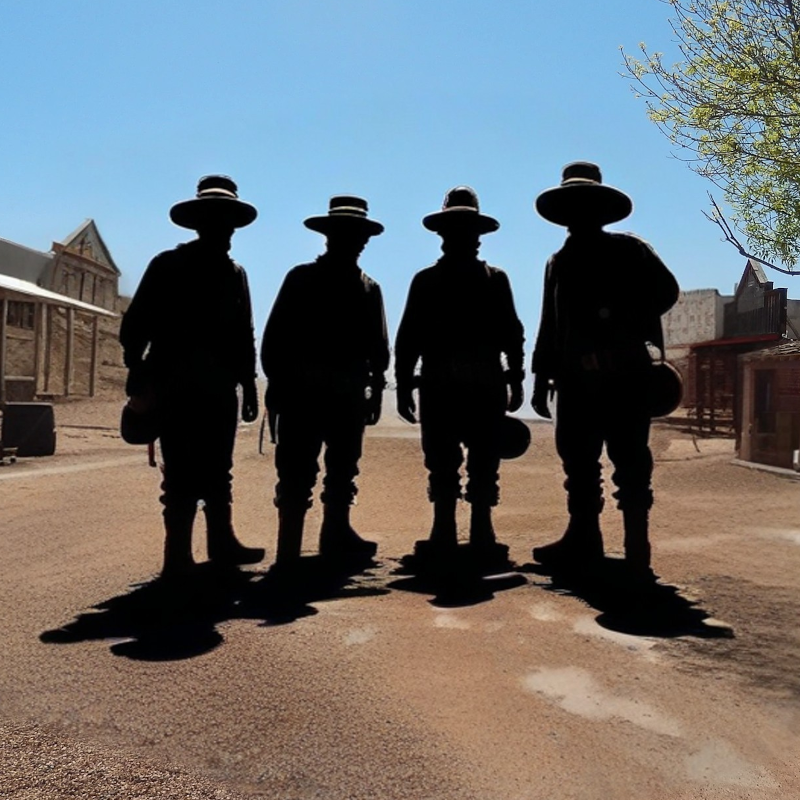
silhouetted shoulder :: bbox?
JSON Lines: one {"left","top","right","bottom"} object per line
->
{"left": 485, "top": 264, "right": 511, "bottom": 283}
{"left": 606, "top": 231, "right": 663, "bottom": 258}
{"left": 360, "top": 270, "right": 382, "bottom": 294}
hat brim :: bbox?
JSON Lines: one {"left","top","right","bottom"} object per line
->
{"left": 423, "top": 208, "right": 499, "bottom": 234}
{"left": 535, "top": 184, "right": 632, "bottom": 227}
{"left": 170, "top": 197, "right": 258, "bottom": 230}
{"left": 498, "top": 415, "right": 531, "bottom": 460}
{"left": 304, "top": 215, "right": 384, "bottom": 236}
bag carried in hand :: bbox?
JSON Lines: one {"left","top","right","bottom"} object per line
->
{"left": 120, "top": 393, "right": 160, "bottom": 445}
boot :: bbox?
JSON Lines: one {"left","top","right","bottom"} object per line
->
{"left": 468, "top": 503, "right": 509, "bottom": 564}
{"left": 275, "top": 505, "right": 306, "bottom": 567}
{"left": 319, "top": 503, "right": 377, "bottom": 560}
{"left": 204, "top": 503, "right": 264, "bottom": 566}
{"left": 623, "top": 507, "right": 653, "bottom": 578}
{"left": 161, "top": 507, "right": 197, "bottom": 579}
{"left": 414, "top": 497, "right": 459, "bottom": 561}
{"left": 532, "top": 512, "right": 604, "bottom": 569}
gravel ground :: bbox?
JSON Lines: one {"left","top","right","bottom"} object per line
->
{"left": 1, "top": 397, "right": 799, "bottom": 799}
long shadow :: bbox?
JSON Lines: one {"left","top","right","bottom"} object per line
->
{"left": 388, "top": 543, "right": 527, "bottom": 608}
{"left": 40, "top": 557, "right": 389, "bottom": 661}
{"left": 520, "top": 558, "right": 734, "bottom": 639}
{"left": 238, "top": 555, "right": 390, "bottom": 626}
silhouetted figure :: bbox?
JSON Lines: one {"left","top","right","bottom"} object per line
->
{"left": 531, "top": 162, "right": 679, "bottom": 577}
{"left": 261, "top": 196, "right": 389, "bottom": 567}
{"left": 120, "top": 175, "right": 264, "bottom": 578}
{"left": 395, "top": 187, "right": 525, "bottom": 563}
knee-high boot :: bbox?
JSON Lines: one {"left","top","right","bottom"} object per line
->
{"left": 275, "top": 505, "right": 306, "bottom": 566}
{"left": 204, "top": 503, "right": 264, "bottom": 566}
{"left": 532, "top": 503, "right": 605, "bottom": 568}
{"left": 161, "top": 506, "right": 197, "bottom": 578}
{"left": 623, "top": 506, "right": 652, "bottom": 574}
{"left": 319, "top": 503, "right": 377, "bottom": 559}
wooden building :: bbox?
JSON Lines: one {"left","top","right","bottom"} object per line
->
{"left": 0, "top": 221, "right": 121, "bottom": 403}
{"left": 670, "top": 260, "right": 795, "bottom": 436}
{"left": 740, "top": 340, "right": 800, "bottom": 469}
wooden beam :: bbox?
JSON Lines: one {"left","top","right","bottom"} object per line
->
{"left": 43, "top": 305, "right": 52, "bottom": 394}
{"left": 0, "top": 298, "right": 7, "bottom": 406}
{"left": 89, "top": 315, "right": 99, "bottom": 397}
{"left": 64, "top": 307, "right": 74, "bottom": 397}
{"left": 32, "top": 303, "right": 43, "bottom": 396}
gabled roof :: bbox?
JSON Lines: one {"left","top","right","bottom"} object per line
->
{"left": 0, "top": 273, "right": 116, "bottom": 316}
{"left": 734, "top": 258, "right": 771, "bottom": 300}
{"left": 58, "top": 219, "right": 120, "bottom": 276}
{"left": 0, "top": 237, "right": 52, "bottom": 284}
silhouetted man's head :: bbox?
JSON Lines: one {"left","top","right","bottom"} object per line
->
{"left": 304, "top": 196, "right": 383, "bottom": 263}
{"left": 423, "top": 187, "right": 498, "bottom": 258}
{"left": 195, "top": 221, "right": 236, "bottom": 252}
{"left": 535, "top": 162, "right": 632, "bottom": 231}
{"left": 324, "top": 226, "right": 373, "bottom": 262}
{"left": 438, "top": 226, "right": 482, "bottom": 259}
{"left": 169, "top": 175, "right": 258, "bottom": 245}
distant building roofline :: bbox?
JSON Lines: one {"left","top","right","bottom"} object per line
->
{"left": 0, "top": 274, "right": 116, "bottom": 316}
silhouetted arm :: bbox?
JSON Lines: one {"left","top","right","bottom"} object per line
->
{"left": 531, "top": 258, "right": 557, "bottom": 418}
{"left": 394, "top": 274, "right": 424, "bottom": 423}
{"left": 364, "top": 282, "right": 390, "bottom": 425}
{"left": 493, "top": 270, "right": 526, "bottom": 411}
{"left": 119, "top": 253, "right": 165, "bottom": 395}
{"left": 236, "top": 266, "right": 259, "bottom": 422}
{"left": 260, "top": 270, "right": 300, "bottom": 413}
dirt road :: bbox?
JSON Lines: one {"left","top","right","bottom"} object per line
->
{"left": 1, "top": 399, "right": 799, "bottom": 799}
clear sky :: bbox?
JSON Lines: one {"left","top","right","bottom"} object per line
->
{"left": 2, "top": 1, "right": 792, "bottom": 347}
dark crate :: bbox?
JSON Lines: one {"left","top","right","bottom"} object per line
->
{"left": 1, "top": 402, "right": 56, "bottom": 457}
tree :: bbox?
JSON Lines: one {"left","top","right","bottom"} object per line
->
{"left": 622, "top": 0, "right": 800, "bottom": 272}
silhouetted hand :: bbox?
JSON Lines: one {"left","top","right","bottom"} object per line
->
{"left": 241, "top": 381, "right": 259, "bottom": 423}
{"left": 507, "top": 380, "right": 524, "bottom": 413}
{"left": 531, "top": 375, "right": 554, "bottom": 419}
{"left": 397, "top": 385, "right": 417, "bottom": 424}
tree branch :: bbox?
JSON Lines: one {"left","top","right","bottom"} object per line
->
{"left": 704, "top": 194, "right": 799, "bottom": 274}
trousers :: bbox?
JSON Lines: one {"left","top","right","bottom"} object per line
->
{"left": 420, "top": 381, "right": 507, "bottom": 506}
{"left": 555, "top": 370, "right": 653, "bottom": 514}
{"left": 274, "top": 395, "right": 366, "bottom": 509}
{"left": 158, "top": 385, "right": 239, "bottom": 512}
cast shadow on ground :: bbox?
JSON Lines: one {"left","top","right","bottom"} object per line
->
{"left": 40, "top": 557, "right": 388, "bottom": 661}
{"left": 520, "top": 558, "right": 735, "bottom": 639}
{"left": 388, "top": 543, "right": 527, "bottom": 608}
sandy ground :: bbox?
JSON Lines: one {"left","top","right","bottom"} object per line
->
{"left": 1, "top": 393, "right": 799, "bottom": 799}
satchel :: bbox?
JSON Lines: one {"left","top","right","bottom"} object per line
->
{"left": 120, "top": 391, "right": 160, "bottom": 445}
{"left": 648, "top": 324, "right": 683, "bottom": 418}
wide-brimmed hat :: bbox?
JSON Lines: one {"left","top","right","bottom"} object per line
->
{"left": 170, "top": 175, "right": 258, "bottom": 230}
{"left": 304, "top": 195, "right": 384, "bottom": 236}
{"left": 423, "top": 186, "right": 499, "bottom": 234}
{"left": 535, "top": 162, "right": 633, "bottom": 227}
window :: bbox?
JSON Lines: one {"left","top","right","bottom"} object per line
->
{"left": 754, "top": 369, "right": 777, "bottom": 434}
{"left": 7, "top": 301, "right": 35, "bottom": 330}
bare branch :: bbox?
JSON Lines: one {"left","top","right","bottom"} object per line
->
{"left": 704, "top": 194, "right": 799, "bottom": 274}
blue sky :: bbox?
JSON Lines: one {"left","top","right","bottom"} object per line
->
{"left": 2, "top": 1, "right": 791, "bottom": 347}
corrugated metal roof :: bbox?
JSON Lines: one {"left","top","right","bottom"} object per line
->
{"left": 743, "top": 339, "right": 800, "bottom": 360}
{"left": 0, "top": 237, "right": 52, "bottom": 283}
{"left": 0, "top": 274, "right": 116, "bottom": 316}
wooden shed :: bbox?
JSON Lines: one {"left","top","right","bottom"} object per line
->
{"left": 740, "top": 340, "right": 800, "bottom": 470}
{"left": 0, "top": 273, "right": 116, "bottom": 404}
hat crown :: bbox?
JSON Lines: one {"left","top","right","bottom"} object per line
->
{"left": 442, "top": 186, "right": 480, "bottom": 212}
{"left": 328, "top": 195, "right": 369, "bottom": 218}
{"left": 561, "top": 162, "right": 603, "bottom": 186}
{"left": 196, "top": 174, "right": 239, "bottom": 199}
